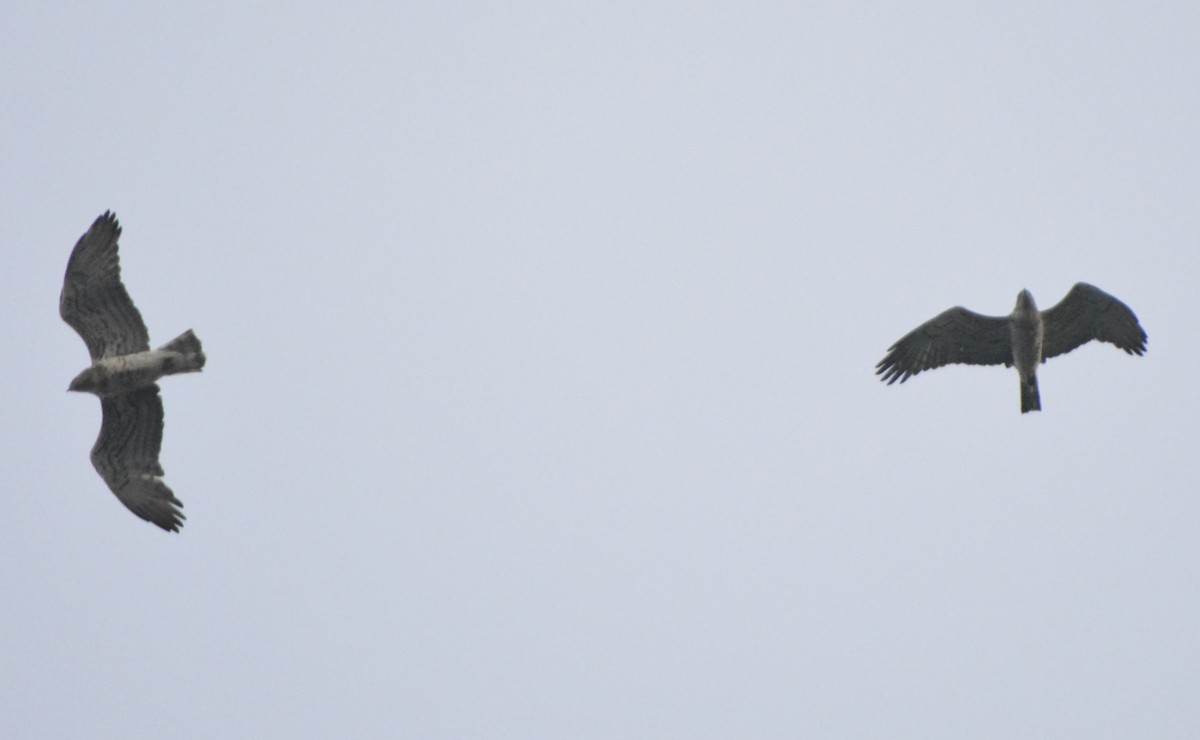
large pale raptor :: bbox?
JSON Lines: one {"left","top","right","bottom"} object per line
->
{"left": 876, "top": 283, "right": 1146, "bottom": 413}
{"left": 61, "top": 211, "right": 206, "bottom": 531}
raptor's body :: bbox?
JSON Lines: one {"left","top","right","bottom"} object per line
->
{"left": 61, "top": 211, "right": 205, "bottom": 531}
{"left": 876, "top": 283, "right": 1146, "bottom": 413}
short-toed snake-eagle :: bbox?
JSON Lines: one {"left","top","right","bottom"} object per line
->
{"left": 876, "top": 283, "right": 1146, "bottom": 413}
{"left": 61, "top": 212, "right": 205, "bottom": 531}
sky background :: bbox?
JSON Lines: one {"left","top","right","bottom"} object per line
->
{"left": 3, "top": 2, "right": 1199, "bottom": 737}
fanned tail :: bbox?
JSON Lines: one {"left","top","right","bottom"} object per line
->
{"left": 158, "top": 329, "right": 206, "bottom": 373}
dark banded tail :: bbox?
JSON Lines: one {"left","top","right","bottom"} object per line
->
{"left": 1021, "top": 375, "right": 1040, "bottom": 414}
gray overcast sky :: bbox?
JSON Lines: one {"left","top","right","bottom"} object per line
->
{"left": 3, "top": 2, "right": 1199, "bottom": 737}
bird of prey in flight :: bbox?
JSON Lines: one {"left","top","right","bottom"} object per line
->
{"left": 876, "top": 283, "right": 1146, "bottom": 413}
{"left": 61, "top": 212, "right": 206, "bottom": 531}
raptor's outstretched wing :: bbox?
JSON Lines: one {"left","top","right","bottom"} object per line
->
{"left": 876, "top": 306, "right": 1012, "bottom": 384}
{"left": 60, "top": 211, "right": 150, "bottom": 360}
{"left": 1040, "top": 282, "right": 1147, "bottom": 361}
{"left": 91, "top": 386, "right": 185, "bottom": 532}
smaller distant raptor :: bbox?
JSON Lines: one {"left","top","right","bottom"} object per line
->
{"left": 61, "top": 211, "right": 205, "bottom": 531}
{"left": 876, "top": 283, "right": 1146, "bottom": 413}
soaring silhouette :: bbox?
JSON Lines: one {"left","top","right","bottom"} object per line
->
{"left": 876, "top": 283, "right": 1146, "bottom": 413}
{"left": 61, "top": 212, "right": 205, "bottom": 530}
